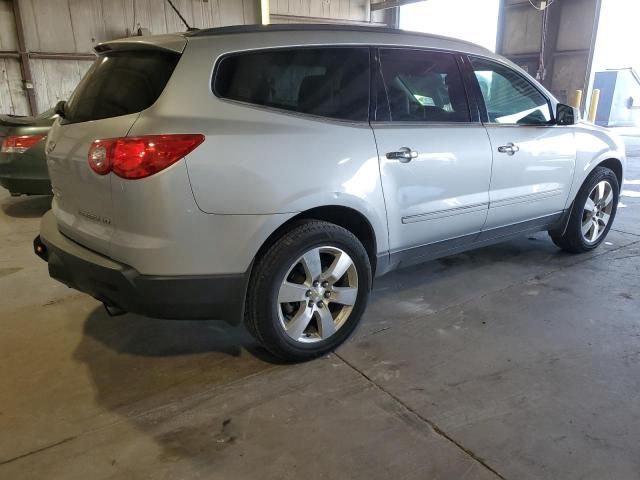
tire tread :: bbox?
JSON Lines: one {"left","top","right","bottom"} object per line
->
{"left": 245, "top": 219, "right": 371, "bottom": 361}
{"left": 549, "top": 166, "right": 619, "bottom": 253}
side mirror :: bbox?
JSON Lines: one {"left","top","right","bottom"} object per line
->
{"left": 556, "top": 103, "right": 577, "bottom": 126}
{"left": 54, "top": 100, "right": 66, "bottom": 119}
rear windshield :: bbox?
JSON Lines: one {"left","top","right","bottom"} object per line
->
{"left": 213, "top": 48, "right": 370, "bottom": 122}
{"left": 62, "top": 51, "right": 179, "bottom": 124}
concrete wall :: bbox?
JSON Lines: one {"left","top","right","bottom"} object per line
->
{"left": 498, "top": 0, "right": 600, "bottom": 106}
{"left": 0, "top": 0, "right": 374, "bottom": 116}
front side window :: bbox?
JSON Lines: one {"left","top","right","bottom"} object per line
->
{"left": 470, "top": 57, "right": 552, "bottom": 125}
{"left": 378, "top": 49, "right": 470, "bottom": 123}
{"left": 213, "top": 48, "right": 370, "bottom": 121}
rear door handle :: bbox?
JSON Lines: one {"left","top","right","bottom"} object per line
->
{"left": 386, "top": 147, "right": 418, "bottom": 163}
{"left": 497, "top": 143, "right": 520, "bottom": 155}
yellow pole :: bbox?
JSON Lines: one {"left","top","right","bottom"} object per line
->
{"left": 588, "top": 89, "right": 600, "bottom": 123}
{"left": 261, "top": 0, "right": 270, "bottom": 25}
{"left": 571, "top": 89, "right": 583, "bottom": 110}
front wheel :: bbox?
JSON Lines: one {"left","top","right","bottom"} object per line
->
{"left": 245, "top": 220, "right": 371, "bottom": 362}
{"left": 550, "top": 166, "right": 619, "bottom": 253}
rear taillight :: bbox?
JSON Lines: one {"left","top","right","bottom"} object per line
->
{"left": 1, "top": 135, "right": 47, "bottom": 154}
{"left": 87, "top": 134, "right": 205, "bottom": 179}
{"left": 88, "top": 140, "right": 113, "bottom": 175}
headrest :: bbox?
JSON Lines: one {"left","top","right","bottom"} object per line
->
{"left": 298, "top": 75, "right": 333, "bottom": 115}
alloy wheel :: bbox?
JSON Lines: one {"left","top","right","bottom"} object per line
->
{"left": 277, "top": 246, "right": 359, "bottom": 343}
{"left": 581, "top": 180, "right": 614, "bottom": 243}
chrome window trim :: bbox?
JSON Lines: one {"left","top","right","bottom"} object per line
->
{"left": 370, "top": 121, "right": 483, "bottom": 127}
{"left": 482, "top": 123, "right": 566, "bottom": 129}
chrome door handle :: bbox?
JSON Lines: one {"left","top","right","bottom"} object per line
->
{"left": 386, "top": 147, "right": 418, "bottom": 163}
{"left": 497, "top": 143, "right": 520, "bottom": 155}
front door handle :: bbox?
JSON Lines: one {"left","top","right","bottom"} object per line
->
{"left": 386, "top": 147, "right": 418, "bottom": 163}
{"left": 497, "top": 143, "right": 520, "bottom": 155}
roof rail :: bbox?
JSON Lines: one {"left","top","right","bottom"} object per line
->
{"left": 186, "top": 24, "right": 487, "bottom": 51}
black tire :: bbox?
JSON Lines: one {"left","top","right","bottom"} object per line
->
{"left": 549, "top": 166, "right": 619, "bottom": 253}
{"left": 245, "top": 219, "right": 372, "bottom": 362}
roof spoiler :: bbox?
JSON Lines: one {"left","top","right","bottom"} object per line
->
{"left": 94, "top": 34, "right": 187, "bottom": 55}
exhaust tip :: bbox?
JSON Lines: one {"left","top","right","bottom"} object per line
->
{"left": 103, "top": 303, "right": 127, "bottom": 317}
{"left": 33, "top": 236, "right": 48, "bottom": 261}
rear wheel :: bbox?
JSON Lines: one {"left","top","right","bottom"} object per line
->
{"left": 550, "top": 166, "right": 619, "bottom": 253}
{"left": 245, "top": 220, "right": 371, "bottom": 362}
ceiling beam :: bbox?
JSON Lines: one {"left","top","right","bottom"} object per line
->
{"left": 370, "top": 0, "right": 425, "bottom": 11}
{"left": 270, "top": 13, "right": 385, "bottom": 26}
{"left": 0, "top": 51, "right": 95, "bottom": 61}
{"left": 0, "top": 50, "right": 20, "bottom": 59}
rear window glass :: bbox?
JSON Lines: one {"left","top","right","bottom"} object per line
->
{"left": 62, "top": 51, "right": 179, "bottom": 124}
{"left": 213, "top": 48, "right": 370, "bottom": 121}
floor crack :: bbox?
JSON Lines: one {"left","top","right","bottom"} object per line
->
{"left": 0, "top": 436, "right": 76, "bottom": 466}
{"left": 612, "top": 228, "right": 640, "bottom": 237}
{"left": 334, "top": 352, "right": 508, "bottom": 480}
{"left": 339, "top": 239, "right": 640, "bottom": 479}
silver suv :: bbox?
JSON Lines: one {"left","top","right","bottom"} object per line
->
{"left": 35, "top": 25, "right": 625, "bottom": 361}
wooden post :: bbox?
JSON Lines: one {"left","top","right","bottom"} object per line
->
{"left": 571, "top": 89, "right": 583, "bottom": 110}
{"left": 260, "top": 0, "right": 270, "bottom": 25}
{"left": 588, "top": 89, "right": 600, "bottom": 123}
{"left": 11, "top": 0, "right": 38, "bottom": 115}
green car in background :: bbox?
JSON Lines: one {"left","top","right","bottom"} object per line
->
{"left": 0, "top": 109, "right": 57, "bottom": 196}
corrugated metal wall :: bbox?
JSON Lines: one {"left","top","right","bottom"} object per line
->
{"left": 19, "top": 0, "right": 260, "bottom": 51}
{"left": 0, "top": 0, "right": 373, "bottom": 116}
{"left": 0, "top": 0, "right": 29, "bottom": 115}
{"left": 271, "top": 0, "right": 370, "bottom": 23}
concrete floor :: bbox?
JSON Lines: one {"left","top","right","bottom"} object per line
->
{"left": 1, "top": 157, "right": 639, "bottom": 480}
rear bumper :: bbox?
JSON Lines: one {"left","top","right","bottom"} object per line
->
{"left": 0, "top": 149, "right": 51, "bottom": 195}
{"left": 36, "top": 211, "right": 247, "bottom": 323}
{"left": 0, "top": 176, "right": 51, "bottom": 195}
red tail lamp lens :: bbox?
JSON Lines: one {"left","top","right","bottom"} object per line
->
{"left": 1, "top": 135, "right": 46, "bottom": 153}
{"left": 87, "top": 134, "right": 205, "bottom": 179}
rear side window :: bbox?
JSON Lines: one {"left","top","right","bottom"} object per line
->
{"left": 213, "top": 48, "right": 370, "bottom": 122}
{"left": 63, "top": 51, "right": 180, "bottom": 124}
{"left": 379, "top": 49, "right": 470, "bottom": 123}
